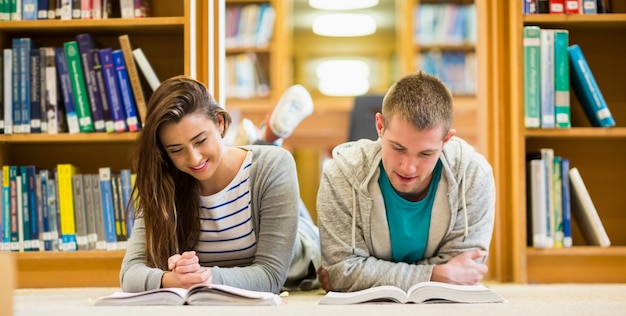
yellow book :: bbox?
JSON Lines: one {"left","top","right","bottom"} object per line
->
{"left": 57, "top": 164, "right": 80, "bottom": 251}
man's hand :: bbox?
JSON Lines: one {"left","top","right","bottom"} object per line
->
{"left": 161, "top": 251, "right": 212, "bottom": 288}
{"left": 317, "top": 267, "right": 335, "bottom": 292}
{"left": 431, "top": 249, "right": 488, "bottom": 285}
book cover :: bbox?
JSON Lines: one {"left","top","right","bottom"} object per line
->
{"left": 94, "top": 283, "right": 283, "bottom": 306}
{"left": 54, "top": 47, "right": 80, "bottom": 134}
{"left": 3, "top": 49, "right": 12, "bottom": 135}
{"left": 317, "top": 282, "right": 505, "bottom": 305}
{"left": 118, "top": 34, "right": 146, "bottom": 127}
{"left": 64, "top": 40, "right": 94, "bottom": 133}
{"left": 75, "top": 33, "right": 105, "bottom": 132}
{"left": 568, "top": 44, "right": 615, "bottom": 128}
{"left": 90, "top": 48, "right": 114, "bottom": 132}
{"left": 540, "top": 29, "right": 555, "bottom": 128}
{"left": 560, "top": 158, "right": 572, "bottom": 247}
{"left": 98, "top": 167, "right": 117, "bottom": 250}
{"left": 112, "top": 49, "right": 139, "bottom": 132}
{"left": 131, "top": 48, "right": 160, "bottom": 92}
{"left": 42, "top": 47, "right": 60, "bottom": 134}
{"left": 99, "top": 48, "right": 127, "bottom": 132}
{"left": 553, "top": 29, "right": 570, "bottom": 128}
{"left": 523, "top": 26, "right": 541, "bottom": 129}
{"left": 568, "top": 167, "right": 611, "bottom": 247}
{"left": 57, "top": 163, "right": 79, "bottom": 251}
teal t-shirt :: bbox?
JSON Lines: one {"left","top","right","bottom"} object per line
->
{"left": 378, "top": 160, "right": 442, "bottom": 263}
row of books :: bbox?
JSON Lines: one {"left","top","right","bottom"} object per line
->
{"left": 225, "top": 52, "right": 269, "bottom": 100}
{"left": 526, "top": 148, "right": 610, "bottom": 249}
{"left": 0, "top": 165, "right": 134, "bottom": 252}
{"left": 225, "top": 2, "right": 275, "bottom": 49}
{"left": 0, "top": 33, "right": 159, "bottom": 135}
{"left": 523, "top": 26, "right": 615, "bottom": 129}
{"left": 0, "top": 0, "right": 150, "bottom": 21}
{"left": 419, "top": 51, "right": 476, "bottom": 95}
{"left": 523, "top": 0, "right": 613, "bottom": 14}
{"left": 414, "top": 3, "right": 477, "bottom": 46}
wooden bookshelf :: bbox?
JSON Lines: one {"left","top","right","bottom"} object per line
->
{"left": 505, "top": 1, "right": 626, "bottom": 283}
{"left": 0, "top": 0, "right": 200, "bottom": 288}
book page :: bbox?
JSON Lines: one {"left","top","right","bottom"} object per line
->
{"left": 186, "top": 284, "right": 282, "bottom": 306}
{"left": 318, "top": 285, "right": 409, "bottom": 305}
{"left": 407, "top": 282, "right": 505, "bottom": 303}
{"left": 94, "top": 288, "right": 188, "bottom": 306}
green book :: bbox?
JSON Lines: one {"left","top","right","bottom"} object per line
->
{"left": 553, "top": 29, "right": 570, "bottom": 128}
{"left": 64, "top": 41, "right": 94, "bottom": 133}
{"left": 523, "top": 26, "right": 541, "bottom": 128}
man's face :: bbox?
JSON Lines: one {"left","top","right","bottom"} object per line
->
{"left": 375, "top": 113, "right": 454, "bottom": 201}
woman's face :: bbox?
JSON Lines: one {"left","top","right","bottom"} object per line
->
{"left": 158, "top": 113, "right": 226, "bottom": 184}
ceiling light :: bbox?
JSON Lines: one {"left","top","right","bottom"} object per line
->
{"left": 312, "top": 13, "right": 376, "bottom": 37}
{"left": 309, "top": 0, "right": 379, "bottom": 10}
{"left": 316, "top": 59, "right": 370, "bottom": 96}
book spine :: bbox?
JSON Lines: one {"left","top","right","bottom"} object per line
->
{"left": 43, "top": 47, "right": 59, "bottom": 134}
{"left": 80, "top": 0, "right": 90, "bottom": 18}
{"left": 111, "top": 173, "right": 127, "bottom": 248}
{"left": 76, "top": 33, "right": 105, "bottom": 132}
{"left": 3, "top": 49, "right": 12, "bottom": 134}
{"left": 523, "top": 26, "right": 541, "bottom": 129}
{"left": 118, "top": 35, "right": 146, "bottom": 127}
{"left": 46, "top": 168, "right": 59, "bottom": 250}
{"left": 560, "top": 157, "right": 572, "bottom": 247}
{"left": 112, "top": 49, "right": 139, "bottom": 132}
{"left": 99, "top": 48, "right": 127, "bottom": 132}
{"left": 27, "top": 166, "right": 41, "bottom": 251}
{"left": 54, "top": 47, "right": 80, "bottom": 134}
{"left": 47, "top": 0, "right": 55, "bottom": 19}
{"left": 22, "top": 0, "right": 37, "bottom": 19}
{"left": 57, "top": 163, "right": 77, "bottom": 251}
{"left": 2, "top": 166, "right": 10, "bottom": 249}
{"left": 582, "top": 0, "right": 597, "bottom": 13}
{"left": 567, "top": 44, "right": 615, "bottom": 127}
{"left": 90, "top": 173, "right": 106, "bottom": 250}
{"left": 120, "top": 168, "right": 134, "bottom": 238}
{"left": 99, "top": 167, "right": 117, "bottom": 250}
{"left": 19, "top": 38, "right": 32, "bottom": 134}
{"left": 538, "top": 0, "right": 550, "bottom": 13}
{"left": 541, "top": 148, "right": 555, "bottom": 247}
{"left": 64, "top": 40, "right": 94, "bottom": 133}
{"left": 38, "top": 47, "right": 47, "bottom": 133}
{"left": 37, "top": 0, "right": 47, "bottom": 18}
{"left": 553, "top": 29, "right": 570, "bottom": 128}
{"left": 91, "top": 0, "right": 101, "bottom": 19}
{"left": 71, "top": 0, "right": 80, "bottom": 18}
{"left": 39, "top": 169, "right": 52, "bottom": 251}
{"left": 569, "top": 167, "right": 610, "bottom": 246}
{"left": 119, "top": 0, "right": 132, "bottom": 18}
{"left": 19, "top": 166, "right": 31, "bottom": 251}
{"left": 132, "top": 48, "right": 160, "bottom": 92}
{"left": 8, "top": 166, "right": 19, "bottom": 251}
{"left": 549, "top": 0, "right": 564, "bottom": 13}
{"left": 81, "top": 173, "right": 97, "bottom": 249}
{"left": 91, "top": 48, "right": 114, "bottom": 132}
{"left": 596, "top": 0, "right": 612, "bottom": 13}
{"left": 29, "top": 48, "right": 42, "bottom": 133}
{"left": 539, "top": 29, "right": 555, "bottom": 128}
{"left": 11, "top": 39, "right": 20, "bottom": 134}
{"left": 564, "top": 0, "right": 580, "bottom": 13}
{"left": 552, "top": 156, "right": 564, "bottom": 248}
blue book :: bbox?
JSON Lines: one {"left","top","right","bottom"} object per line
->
{"left": 2, "top": 166, "right": 8, "bottom": 250}
{"left": 76, "top": 33, "right": 106, "bottom": 132}
{"left": 19, "top": 166, "right": 32, "bottom": 251}
{"left": 0, "top": 168, "right": 3, "bottom": 251}
{"left": 29, "top": 48, "right": 42, "bottom": 133}
{"left": 19, "top": 38, "right": 33, "bottom": 134}
{"left": 99, "top": 48, "right": 127, "bottom": 133}
{"left": 112, "top": 49, "right": 140, "bottom": 132}
{"left": 39, "top": 169, "right": 52, "bottom": 251}
{"left": 22, "top": 0, "right": 38, "bottom": 20}
{"left": 55, "top": 47, "right": 80, "bottom": 134}
{"left": 91, "top": 48, "right": 115, "bottom": 133}
{"left": 560, "top": 158, "right": 572, "bottom": 248}
{"left": 568, "top": 44, "right": 615, "bottom": 128}
{"left": 99, "top": 167, "right": 118, "bottom": 250}
{"left": 26, "top": 165, "right": 40, "bottom": 251}
{"left": 11, "top": 39, "right": 22, "bottom": 134}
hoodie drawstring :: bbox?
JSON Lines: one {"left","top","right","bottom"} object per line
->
{"left": 461, "top": 177, "right": 468, "bottom": 241}
{"left": 351, "top": 187, "right": 356, "bottom": 254}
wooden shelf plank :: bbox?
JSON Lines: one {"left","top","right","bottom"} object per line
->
{"left": 525, "top": 127, "right": 626, "bottom": 138}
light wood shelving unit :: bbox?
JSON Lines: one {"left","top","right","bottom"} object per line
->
{"left": 506, "top": 1, "right": 626, "bottom": 283}
{"left": 1, "top": 0, "right": 199, "bottom": 288}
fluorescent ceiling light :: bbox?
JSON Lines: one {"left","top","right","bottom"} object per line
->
{"left": 309, "top": 0, "right": 379, "bottom": 10}
{"left": 317, "top": 59, "right": 370, "bottom": 96}
{"left": 312, "top": 13, "right": 377, "bottom": 37}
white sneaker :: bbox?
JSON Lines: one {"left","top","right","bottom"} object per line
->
{"left": 268, "top": 84, "right": 314, "bottom": 139}
{"left": 233, "top": 118, "right": 260, "bottom": 146}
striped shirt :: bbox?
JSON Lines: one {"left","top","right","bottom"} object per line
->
{"left": 196, "top": 151, "right": 257, "bottom": 267}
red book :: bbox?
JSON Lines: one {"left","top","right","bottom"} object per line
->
{"left": 564, "top": 0, "right": 580, "bottom": 13}
{"left": 549, "top": 0, "right": 565, "bottom": 13}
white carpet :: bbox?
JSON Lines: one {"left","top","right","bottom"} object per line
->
{"left": 13, "top": 283, "right": 626, "bottom": 316}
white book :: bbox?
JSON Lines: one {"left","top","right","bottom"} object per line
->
{"left": 568, "top": 167, "right": 611, "bottom": 247}
{"left": 94, "top": 283, "right": 282, "bottom": 306}
{"left": 132, "top": 48, "right": 160, "bottom": 91}
{"left": 317, "top": 282, "right": 506, "bottom": 305}
{"left": 3, "top": 49, "right": 12, "bottom": 135}
{"left": 540, "top": 29, "right": 555, "bottom": 128}
{"left": 529, "top": 159, "right": 550, "bottom": 248}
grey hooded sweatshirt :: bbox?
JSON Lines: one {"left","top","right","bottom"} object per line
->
{"left": 317, "top": 137, "right": 495, "bottom": 292}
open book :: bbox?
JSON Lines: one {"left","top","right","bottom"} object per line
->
{"left": 317, "top": 282, "right": 506, "bottom": 305}
{"left": 94, "top": 283, "right": 282, "bottom": 306}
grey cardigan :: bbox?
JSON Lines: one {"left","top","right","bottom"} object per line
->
{"left": 317, "top": 137, "right": 496, "bottom": 292}
{"left": 120, "top": 145, "right": 316, "bottom": 294}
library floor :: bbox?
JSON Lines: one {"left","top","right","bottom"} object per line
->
{"left": 12, "top": 283, "right": 626, "bottom": 316}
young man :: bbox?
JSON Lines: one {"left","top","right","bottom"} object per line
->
{"left": 316, "top": 71, "right": 496, "bottom": 292}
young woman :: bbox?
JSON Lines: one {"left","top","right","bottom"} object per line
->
{"left": 120, "top": 75, "right": 320, "bottom": 294}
